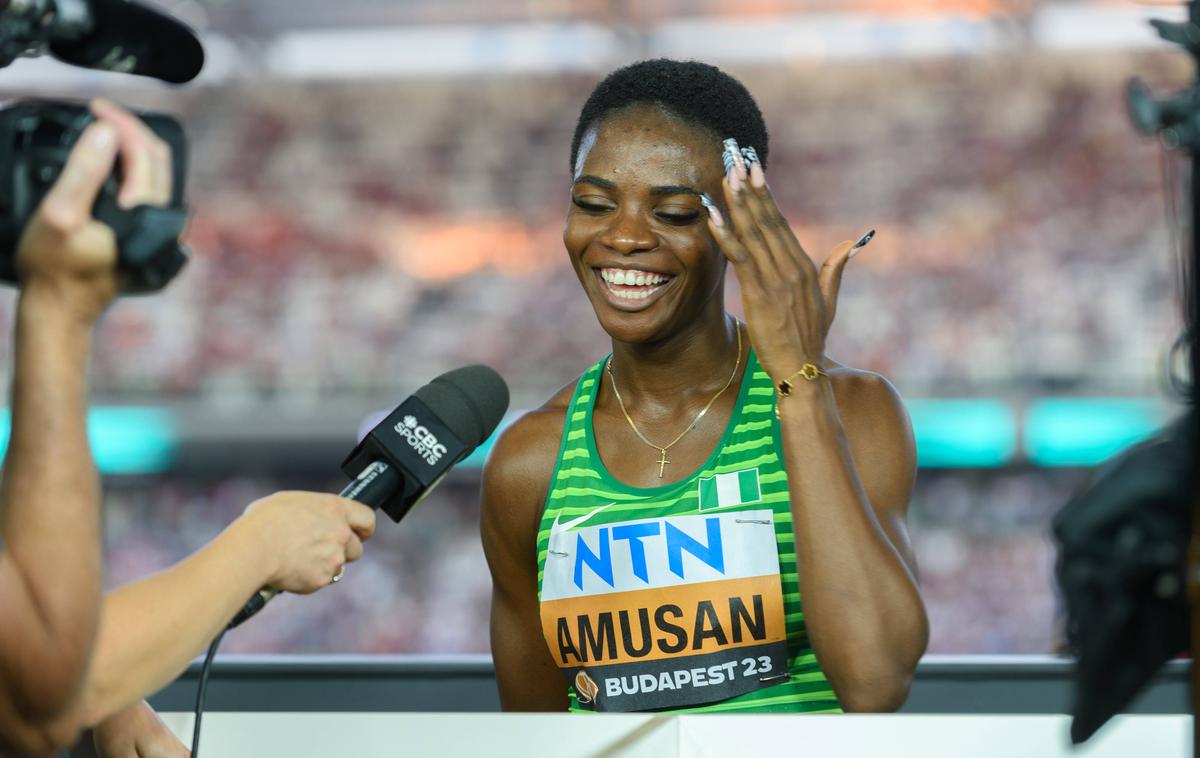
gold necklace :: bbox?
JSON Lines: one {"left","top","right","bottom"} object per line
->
{"left": 606, "top": 320, "right": 744, "bottom": 478}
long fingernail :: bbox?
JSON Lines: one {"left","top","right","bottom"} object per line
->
{"left": 748, "top": 160, "right": 765, "bottom": 188}
{"left": 849, "top": 229, "right": 876, "bottom": 258}
{"left": 700, "top": 193, "right": 724, "bottom": 227}
{"left": 722, "top": 138, "right": 742, "bottom": 195}
{"left": 722, "top": 138, "right": 740, "bottom": 174}
{"left": 741, "top": 146, "right": 766, "bottom": 188}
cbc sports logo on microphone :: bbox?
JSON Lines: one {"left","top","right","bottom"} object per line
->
{"left": 394, "top": 415, "right": 448, "bottom": 466}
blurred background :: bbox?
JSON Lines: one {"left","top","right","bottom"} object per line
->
{"left": 0, "top": 0, "right": 1190, "bottom": 656}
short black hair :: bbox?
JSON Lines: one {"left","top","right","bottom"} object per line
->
{"left": 569, "top": 59, "right": 769, "bottom": 174}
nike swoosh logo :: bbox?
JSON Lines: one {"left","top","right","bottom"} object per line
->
{"left": 550, "top": 503, "right": 613, "bottom": 539}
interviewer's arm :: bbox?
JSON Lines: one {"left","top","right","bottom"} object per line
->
{"left": 78, "top": 492, "right": 376, "bottom": 726}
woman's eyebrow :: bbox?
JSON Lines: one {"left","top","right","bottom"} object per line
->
{"left": 572, "top": 176, "right": 700, "bottom": 198}
{"left": 574, "top": 175, "right": 617, "bottom": 190}
{"left": 649, "top": 185, "right": 700, "bottom": 197}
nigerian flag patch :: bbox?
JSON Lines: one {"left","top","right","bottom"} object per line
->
{"left": 698, "top": 468, "right": 761, "bottom": 511}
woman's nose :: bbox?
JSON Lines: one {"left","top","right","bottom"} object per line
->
{"left": 599, "top": 210, "right": 657, "bottom": 255}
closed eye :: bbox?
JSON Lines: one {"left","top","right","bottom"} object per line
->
{"left": 655, "top": 210, "right": 701, "bottom": 225}
{"left": 572, "top": 197, "right": 613, "bottom": 213}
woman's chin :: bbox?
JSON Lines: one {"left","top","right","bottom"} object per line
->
{"left": 593, "top": 306, "right": 683, "bottom": 346}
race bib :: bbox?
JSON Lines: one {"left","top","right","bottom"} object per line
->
{"left": 540, "top": 509, "right": 788, "bottom": 711}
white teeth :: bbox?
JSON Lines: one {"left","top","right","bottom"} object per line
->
{"left": 600, "top": 268, "right": 670, "bottom": 287}
{"left": 612, "top": 285, "right": 661, "bottom": 300}
{"left": 609, "top": 282, "right": 663, "bottom": 300}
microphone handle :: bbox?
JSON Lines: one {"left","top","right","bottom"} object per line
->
{"left": 338, "top": 460, "right": 403, "bottom": 510}
{"left": 228, "top": 588, "right": 276, "bottom": 629}
{"left": 226, "top": 461, "right": 401, "bottom": 630}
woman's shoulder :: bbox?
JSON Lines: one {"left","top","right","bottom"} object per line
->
{"left": 822, "top": 359, "right": 902, "bottom": 403}
{"left": 480, "top": 377, "right": 586, "bottom": 552}
{"left": 481, "top": 377, "right": 582, "bottom": 499}
{"left": 821, "top": 359, "right": 915, "bottom": 460}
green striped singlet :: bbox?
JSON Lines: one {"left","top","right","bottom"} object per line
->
{"left": 535, "top": 349, "right": 840, "bottom": 713}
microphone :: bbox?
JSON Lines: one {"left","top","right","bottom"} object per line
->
{"left": 47, "top": 0, "right": 204, "bottom": 84}
{"left": 227, "top": 365, "right": 510, "bottom": 629}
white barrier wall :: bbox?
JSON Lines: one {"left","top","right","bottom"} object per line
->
{"left": 152, "top": 713, "right": 1188, "bottom": 758}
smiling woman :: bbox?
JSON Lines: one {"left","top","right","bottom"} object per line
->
{"left": 480, "top": 59, "right": 928, "bottom": 714}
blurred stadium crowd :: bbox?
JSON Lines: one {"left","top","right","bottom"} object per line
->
{"left": 1, "top": 49, "right": 1187, "bottom": 654}
{"left": 103, "top": 468, "right": 1083, "bottom": 655}
{"left": 2, "top": 51, "right": 1181, "bottom": 404}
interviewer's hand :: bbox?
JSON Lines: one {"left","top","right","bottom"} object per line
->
{"left": 238, "top": 491, "right": 376, "bottom": 594}
{"left": 17, "top": 98, "right": 173, "bottom": 322}
{"left": 91, "top": 701, "right": 188, "bottom": 758}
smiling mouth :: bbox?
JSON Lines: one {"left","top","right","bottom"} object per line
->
{"left": 595, "top": 267, "right": 676, "bottom": 303}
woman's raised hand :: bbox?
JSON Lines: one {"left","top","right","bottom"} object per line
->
{"left": 702, "top": 138, "right": 872, "bottom": 382}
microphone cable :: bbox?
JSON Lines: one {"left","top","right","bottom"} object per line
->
{"left": 191, "top": 626, "right": 227, "bottom": 758}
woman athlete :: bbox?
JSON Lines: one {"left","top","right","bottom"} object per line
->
{"left": 481, "top": 59, "right": 927, "bottom": 713}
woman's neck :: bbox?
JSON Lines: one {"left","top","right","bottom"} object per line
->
{"left": 608, "top": 308, "right": 743, "bottom": 406}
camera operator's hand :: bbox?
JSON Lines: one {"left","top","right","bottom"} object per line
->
{"left": 16, "top": 98, "right": 173, "bottom": 321}
{"left": 91, "top": 701, "right": 188, "bottom": 758}
{"left": 238, "top": 491, "right": 377, "bottom": 594}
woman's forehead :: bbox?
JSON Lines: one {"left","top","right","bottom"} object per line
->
{"left": 574, "top": 108, "right": 719, "bottom": 184}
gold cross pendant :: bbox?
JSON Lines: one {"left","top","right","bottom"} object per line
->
{"left": 656, "top": 448, "right": 670, "bottom": 478}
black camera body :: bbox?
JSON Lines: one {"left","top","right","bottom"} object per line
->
{"left": 0, "top": 0, "right": 91, "bottom": 70}
{"left": 0, "top": 100, "right": 190, "bottom": 293}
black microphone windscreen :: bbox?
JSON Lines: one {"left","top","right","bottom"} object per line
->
{"left": 413, "top": 365, "right": 509, "bottom": 448}
{"left": 49, "top": 0, "right": 204, "bottom": 84}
